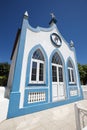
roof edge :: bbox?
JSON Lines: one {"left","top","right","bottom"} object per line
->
{"left": 10, "top": 29, "right": 21, "bottom": 60}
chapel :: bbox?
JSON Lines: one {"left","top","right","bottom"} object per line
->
{"left": 6, "top": 11, "right": 83, "bottom": 118}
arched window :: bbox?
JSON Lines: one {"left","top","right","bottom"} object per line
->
{"left": 52, "top": 52, "right": 62, "bottom": 65}
{"left": 67, "top": 60, "right": 75, "bottom": 84}
{"left": 32, "top": 49, "right": 44, "bottom": 61}
{"left": 30, "top": 49, "right": 45, "bottom": 83}
{"left": 52, "top": 52, "right": 63, "bottom": 82}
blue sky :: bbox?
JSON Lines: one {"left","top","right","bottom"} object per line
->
{"left": 0, "top": 0, "right": 87, "bottom": 64}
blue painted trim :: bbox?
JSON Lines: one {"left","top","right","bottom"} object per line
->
{"left": 26, "top": 87, "right": 48, "bottom": 90}
{"left": 24, "top": 88, "right": 48, "bottom": 107}
{"left": 7, "top": 95, "right": 83, "bottom": 118}
{"left": 68, "top": 84, "right": 77, "bottom": 86}
{"left": 25, "top": 44, "right": 48, "bottom": 86}
{"left": 73, "top": 48, "right": 83, "bottom": 98}
{"left": 7, "top": 92, "right": 20, "bottom": 118}
{"left": 49, "top": 49, "right": 68, "bottom": 102}
{"left": 27, "top": 22, "right": 57, "bottom": 32}
{"left": 8, "top": 17, "right": 30, "bottom": 118}
{"left": 11, "top": 18, "right": 29, "bottom": 92}
{"left": 27, "top": 84, "right": 47, "bottom": 86}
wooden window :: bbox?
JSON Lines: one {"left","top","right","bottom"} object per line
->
{"left": 30, "top": 49, "right": 45, "bottom": 84}
{"left": 68, "top": 60, "right": 75, "bottom": 84}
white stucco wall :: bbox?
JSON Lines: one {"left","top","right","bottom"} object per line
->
{"left": 19, "top": 24, "right": 78, "bottom": 108}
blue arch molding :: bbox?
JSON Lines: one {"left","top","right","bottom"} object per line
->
{"left": 49, "top": 49, "right": 68, "bottom": 102}
{"left": 25, "top": 44, "right": 48, "bottom": 87}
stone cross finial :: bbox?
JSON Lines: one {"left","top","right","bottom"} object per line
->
{"left": 49, "top": 13, "right": 57, "bottom": 25}
{"left": 50, "top": 13, "right": 55, "bottom": 19}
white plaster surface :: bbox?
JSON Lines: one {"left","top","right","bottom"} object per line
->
{"left": 0, "top": 100, "right": 87, "bottom": 130}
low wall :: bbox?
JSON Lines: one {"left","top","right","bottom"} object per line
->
{"left": 82, "top": 85, "right": 87, "bottom": 99}
{"left": 0, "top": 86, "right": 9, "bottom": 122}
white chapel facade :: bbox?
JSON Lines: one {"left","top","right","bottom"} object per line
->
{"left": 6, "top": 11, "right": 83, "bottom": 118}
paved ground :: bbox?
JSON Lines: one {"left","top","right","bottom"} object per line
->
{"left": 0, "top": 100, "right": 87, "bottom": 130}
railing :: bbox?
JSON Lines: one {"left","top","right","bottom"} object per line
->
{"left": 75, "top": 103, "right": 87, "bottom": 130}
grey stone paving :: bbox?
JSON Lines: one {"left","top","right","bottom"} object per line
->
{"left": 0, "top": 100, "right": 86, "bottom": 130}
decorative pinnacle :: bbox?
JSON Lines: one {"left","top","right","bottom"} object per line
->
{"left": 24, "top": 11, "right": 28, "bottom": 19}
{"left": 70, "top": 40, "right": 74, "bottom": 47}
